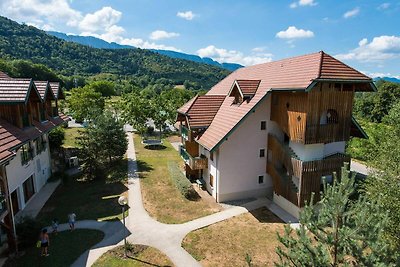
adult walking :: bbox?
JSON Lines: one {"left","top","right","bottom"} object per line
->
{"left": 68, "top": 212, "right": 76, "bottom": 231}
{"left": 39, "top": 228, "right": 50, "bottom": 256}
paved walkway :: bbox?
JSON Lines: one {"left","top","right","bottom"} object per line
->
{"left": 16, "top": 180, "right": 61, "bottom": 220}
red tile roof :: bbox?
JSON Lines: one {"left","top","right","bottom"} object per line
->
{"left": 185, "top": 95, "right": 226, "bottom": 128}
{"left": 0, "top": 71, "right": 11, "bottom": 79}
{"left": 319, "top": 52, "right": 370, "bottom": 80}
{"left": 177, "top": 95, "right": 198, "bottom": 114}
{"left": 190, "top": 51, "right": 373, "bottom": 151}
{"left": 236, "top": 80, "right": 261, "bottom": 95}
{"left": 49, "top": 82, "right": 64, "bottom": 99}
{"left": 34, "top": 81, "right": 49, "bottom": 99}
{"left": 0, "top": 79, "right": 33, "bottom": 102}
{"left": 0, "top": 120, "right": 30, "bottom": 163}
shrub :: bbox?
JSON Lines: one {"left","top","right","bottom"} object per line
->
{"left": 16, "top": 216, "right": 43, "bottom": 249}
{"left": 167, "top": 161, "right": 198, "bottom": 200}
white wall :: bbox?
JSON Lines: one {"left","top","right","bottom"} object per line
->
{"left": 289, "top": 142, "right": 324, "bottom": 161}
{"left": 323, "top": 141, "right": 345, "bottom": 157}
{"left": 273, "top": 193, "right": 301, "bottom": 219}
{"left": 6, "top": 134, "right": 52, "bottom": 211}
{"left": 217, "top": 96, "right": 272, "bottom": 202}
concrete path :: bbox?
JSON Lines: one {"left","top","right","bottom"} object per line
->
{"left": 16, "top": 180, "right": 61, "bottom": 220}
{"left": 350, "top": 160, "right": 373, "bottom": 176}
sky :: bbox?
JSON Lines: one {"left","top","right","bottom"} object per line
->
{"left": 0, "top": 0, "right": 399, "bottom": 78}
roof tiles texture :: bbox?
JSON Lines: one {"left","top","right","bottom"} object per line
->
{"left": 186, "top": 95, "right": 226, "bottom": 128}
{"left": 190, "top": 51, "right": 372, "bottom": 151}
{"left": 34, "top": 81, "right": 49, "bottom": 98}
{"left": 0, "top": 71, "right": 11, "bottom": 79}
{"left": 0, "top": 79, "right": 32, "bottom": 102}
{"left": 236, "top": 80, "right": 261, "bottom": 95}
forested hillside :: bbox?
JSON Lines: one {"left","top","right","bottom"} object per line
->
{"left": 0, "top": 16, "right": 229, "bottom": 90}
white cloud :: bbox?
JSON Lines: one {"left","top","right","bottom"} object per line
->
{"left": 177, "top": 11, "right": 196, "bottom": 20}
{"left": 149, "top": 30, "right": 180, "bottom": 40}
{"left": 343, "top": 7, "right": 360, "bottom": 18}
{"left": 197, "top": 45, "right": 273, "bottom": 66}
{"left": 252, "top": 47, "right": 266, "bottom": 53}
{"left": 290, "top": 0, "right": 317, "bottom": 8}
{"left": 0, "top": 0, "right": 82, "bottom": 29}
{"left": 336, "top": 35, "right": 400, "bottom": 62}
{"left": 276, "top": 26, "right": 314, "bottom": 39}
{"left": 79, "top": 7, "right": 121, "bottom": 33}
{"left": 378, "top": 3, "right": 390, "bottom": 10}
{"left": 363, "top": 71, "right": 400, "bottom": 79}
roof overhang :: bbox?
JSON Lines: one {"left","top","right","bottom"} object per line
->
{"left": 306, "top": 79, "right": 376, "bottom": 92}
{"left": 25, "top": 80, "right": 43, "bottom": 104}
{"left": 351, "top": 116, "right": 368, "bottom": 139}
{"left": 228, "top": 80, "right": 244, "bottom": 99}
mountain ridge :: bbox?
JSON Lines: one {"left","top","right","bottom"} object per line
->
{"left": 47, "top": 31, "right": 243, "bottom": 71}
{"left": 0, "top": 16, "right": 229, "bottom": 89}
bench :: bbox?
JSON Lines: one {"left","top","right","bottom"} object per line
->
{"left": 195, "top": 179, "right": 205, "bottom": 189}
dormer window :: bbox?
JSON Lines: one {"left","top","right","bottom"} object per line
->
{"left": 229, "top": 80, "right": 261, "bottom": 105}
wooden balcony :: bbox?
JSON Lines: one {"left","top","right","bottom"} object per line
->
{"left": 305, "top": 122, "right": 351, "bottom": 144}
{"left": 180, "top": 145, "right": 208, "bottom": 170}
{"left": 267, "top": 134, "right": 350, "bottom": 207}
{"left": 180, "top": 125, "right": 191, "bottom": 141}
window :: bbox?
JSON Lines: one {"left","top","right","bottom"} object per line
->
{"left": 260, "top": 121, "right": 266, "bottom": 130}
{"left": 23, "top": 175, "right": 35, "bottom": 203}
{"left": 326, "top": 109, "right": 339, "bottom": 124}
{"left": 35, "top": 135, "right": 46, "bottom": 154}
{"left": 21, "top": 143, "right": 33, "bottom": 165}
{"left": 210, "top": 174, "right": 214, "bottom": 187}
{"left": 258, "top": 175, "right": 264, "bottom": 184}
{"left": 210, "top": 151, "right": 214, "bottom": 161}
{"left": 259, "top": 149, "right": 265, "bottom": 158}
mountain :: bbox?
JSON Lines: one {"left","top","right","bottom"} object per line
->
{"left": 374, "top": 77, "right": 400, "bottom": 84}
{"left": 0, "top": 16, "right": 229, "bottom": 89}
{"left": 47, "top": 31, "right": 243, "bottom": 71}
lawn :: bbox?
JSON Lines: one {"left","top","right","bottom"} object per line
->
{"left": 5, "top": 229, "right": 104, "bottom": 267}
{"left": 182, "top": 207, "right": 285, "bottom": 266}
{"left": 92, "top": 244, "right": 173, "bottom": 267}
{"left": 62, "top": 127, "right": 84, "bottom": 148}
{"left": 37, "top": 158, "right": 128, "bottom": 224}
{"left": 134, "top": 135, "right": 222, "bottom": 224}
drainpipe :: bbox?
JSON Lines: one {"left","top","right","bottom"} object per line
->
{"left": 215, "top": 150, "right": 219, "bottom": 202}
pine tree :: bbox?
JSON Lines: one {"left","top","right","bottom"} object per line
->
{"left": 275, "top": 163, "right": 396, "bottom": 266}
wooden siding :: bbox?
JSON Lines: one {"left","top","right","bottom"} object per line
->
{"left": 270, "top": 82, "right": 355, "bottom": 144}
{"left": 267, "top": 134, "right": 350, "bottom": 207}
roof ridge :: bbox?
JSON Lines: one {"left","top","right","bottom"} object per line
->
{"left": 317, "top": 50, "right": 324, "bottom": 79}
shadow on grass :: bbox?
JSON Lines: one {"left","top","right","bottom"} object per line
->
{"left": 249, "top": 207, "right": 285, "bottom": 224}
{"left": 127, "top": 256, "right": 172, "bottom": 267}
{"left": 136, "top": 160, "right": 154, "bottom": 173}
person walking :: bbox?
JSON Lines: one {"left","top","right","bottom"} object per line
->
{"left": 39, "top": 228, "right": 50, "bottom": 256}
{"left": 68, "top": 212, "right": 76, "bottom": 231}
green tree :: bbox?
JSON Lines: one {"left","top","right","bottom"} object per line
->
{"left": 68, "top": 86, "right": 104, "bottom": 122}
{"left": 48, "top": 126, "right": 65, "bottom": 152}
{"left": 88, "top": 81, "right": 116, "bottom": 97}
{"left": 120, "top": 90, "right": 149, "bottom": 135}
{"left": 92, "top": 112, "right": 127, "bottom": 164}
{"left": 276, "top": 164, "right": 395, "bottom": 267}
{"left": 364, "top": 102, "right": 400, "bottom": 252}
{"left": 77, "top": 112, "right": 127, "bottom": 179}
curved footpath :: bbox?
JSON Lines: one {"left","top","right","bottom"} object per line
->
{"left": 66, "top": 133, "right": 295, "bottom": 266}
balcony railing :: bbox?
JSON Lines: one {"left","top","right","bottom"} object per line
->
{"left": 179, "top": 145, "right": 208, "bottom": 170}
{"left": 305, "top": 122, "right": 350, "bottom": 144}
{"left": 180, "top": 125, "right": 190, "bottom": 140}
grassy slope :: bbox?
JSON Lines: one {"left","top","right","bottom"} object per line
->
{"left": 182, "top": 207, "right": 285, "bottom": 266}
{"left": 5, "top": 230, "right": 104, "bottom": 267}
{"left": 134, "top": 135, "right": 221, "bottom": 224}
{"left": 62, "top": 127, "right": 83, "bottom": 148}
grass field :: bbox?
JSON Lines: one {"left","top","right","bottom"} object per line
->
{"left": 134, "top": 135, "right": 222, "bottom": 224}
{"left": 5, "top": 229, "right": 104, "bottom": 267}
{"left": 182, "top": 207, "right": 285, "bottom": 266}
{"left": 93, "top": 244, "right": 173, "bottom": 267}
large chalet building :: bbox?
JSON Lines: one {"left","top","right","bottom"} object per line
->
{"left": 177, "top": 51, "right": 372, "bottom": 218}
{"left": 0, "top": 71, "right": 68, "bottom": 250}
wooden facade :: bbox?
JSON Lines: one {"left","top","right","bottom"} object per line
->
{"left": 267, "top": 133, "right": 350, "bottom": 207}
{"left": 270, "top": 82, "right": 355, "bottom": 144}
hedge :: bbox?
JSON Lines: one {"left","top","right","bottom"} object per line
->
{"left": 167, "top": 161, "right": 197, "bottom": 200}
